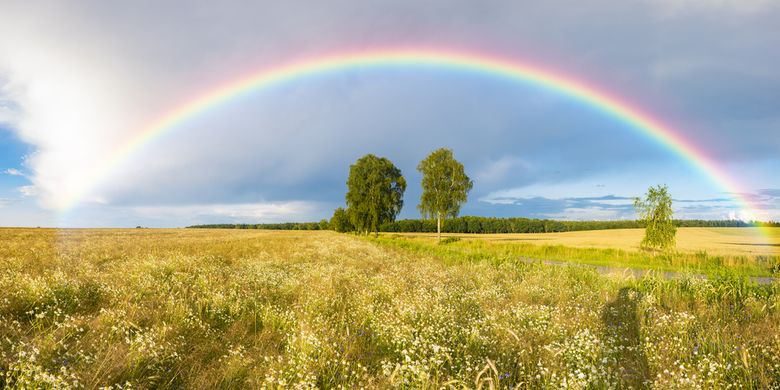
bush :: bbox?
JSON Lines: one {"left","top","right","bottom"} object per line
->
{"left": 439, "top": 236, "right": 461, "bottom": 245}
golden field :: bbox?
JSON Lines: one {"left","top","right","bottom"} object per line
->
{"left": 392, "top": 227, "right": 780, "bottom": 257}
{"left": 0, "top": 228, "right": 778, "bottom": 388}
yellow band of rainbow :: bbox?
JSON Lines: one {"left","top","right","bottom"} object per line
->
{"left": 59, "top": 48, "right": 767, "bottom": 230}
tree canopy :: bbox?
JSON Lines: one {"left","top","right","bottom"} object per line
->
{"left": 346, "top": 154, "right": 406, "bottom": 236}
{"left": 634, "top": 184, "right": 676, "bottom": 251}
{"left": 417, "top": 148, "right": 473, "bottom": 241}
{"left": 188, "top": 218, "right": 775, "bottom": 232}
{"left": 329, "top": 207, "right": 353, "bottom": 233}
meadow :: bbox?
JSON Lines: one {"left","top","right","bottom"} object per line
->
{"left": 419, "top": 227, "right": 779, "bottom": 256}
{"left": 1, "top": 228, "right": 779, "bottom": 388}
{"left": 385, "top": 228, "right": 780, "bottom": 277}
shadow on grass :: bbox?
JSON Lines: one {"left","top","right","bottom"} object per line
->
{"left": 602, "top": 287, "right": 651, "bottom": 388}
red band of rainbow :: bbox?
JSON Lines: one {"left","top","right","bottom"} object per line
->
{"left": 58, "top": 48, "right": 769, "bottom": 233}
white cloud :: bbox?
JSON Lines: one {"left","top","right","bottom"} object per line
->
{"left": 52, "top": 200, "right": 329, "bottom": 228}
{"left": 0, "top": 1, "right": 777, "bottom": 227}
{"left": 0, "top": 6, "right": 141, "bottom": 209}
{"left": 726, "top": 211, "right": 760, "bottom": 221}
{"left": 478, "top": 165, "right": 754, "bottom": 208}
{"left": 0, "top": 76, "right": 20, "bottom": 125}
{"left": 475, "top": 164, "right": 780, "bottom": 221}
{"left": 545, "top": 207, "right": 629, "bottom": 221}
{"left": 17, "top": 185, "right": 38, "bottom": 197}
{"left": 0, "top": 103, "right": 19, "bottom": 125}
{"left": 0, "top": 2, "right": 420, "bottom": 211}
{"left": 68, "top": 201, "right": 328, "bottom": 228}
{"left": 3, "top": 168, "right": 23, "bottom": 176}
{"left": 480, "top": 176, "right": 634, "bottom": 205}
{"left": 131, "top": 201, "right": 322, "bottom": 222}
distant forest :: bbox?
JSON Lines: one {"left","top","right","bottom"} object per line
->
{"left": 187, "top": 217, "right": 779, "bottom": 234}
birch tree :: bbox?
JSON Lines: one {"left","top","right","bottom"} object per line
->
{"left": 417, "top": 148, "right": 473, "bottom": 242}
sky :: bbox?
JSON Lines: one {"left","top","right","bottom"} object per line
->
{"left": 0, "top": 0, "right": 778, "bottom": 227}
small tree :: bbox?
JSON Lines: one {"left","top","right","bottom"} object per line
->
{"left": 417, "top": 148, "right": 473, "bottom": 242}
{"left": 346, "top": 154, "right": 406, "bottom": 236}
{"left": 318, "top": 219, "right": 330, "bottom": 230}
{"left": 329, "top": 207, "right": 353, "bottom": 233}
{"left": 634, "top": 184, "right": 676, "bottom": 251}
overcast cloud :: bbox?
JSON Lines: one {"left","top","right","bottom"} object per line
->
{"left": 0, "top": 0, "right": 778, "bottom": 227}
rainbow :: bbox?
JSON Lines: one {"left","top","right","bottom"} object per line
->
{"left": 60, "top": 48, "right": 766, "bottom": 223}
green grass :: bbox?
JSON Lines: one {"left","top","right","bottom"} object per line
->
{"left": 1, "top": 228, "right": 779, "bottom": 388}
{"left": 378, "top": 233, "right": 780, "bottom": 277}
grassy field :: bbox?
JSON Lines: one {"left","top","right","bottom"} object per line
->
{"left": 391, "top": 227, "right": 780, "bottom": 256}
{"left": 1, "top": 228, "right": 779, "bottom": 388}
{"left": 385, "top": 228, "right": 780, "bottom": 277}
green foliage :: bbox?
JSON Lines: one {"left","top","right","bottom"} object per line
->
{"left": 417, "top": 148, "right": 473, "bottom": 241}
{"left": 318, "top": 219, "right": 330, "bottom": 231}
{"left": 634, "top": 185, "right": 677, "bottom": 251}
{"left": 345, "top": 154, "right": 406, "bottom": 236}
{"left": 329, "top": 207, "right": 353, "bottom": 233}
{"left": 439, "top": 236, "right": 461, "bottom": 245}
{"left": 189, "top": 218, "right": 774, "bottom": 233}
{"left": 378, "top": 234, "right": 780, "bottom": 277}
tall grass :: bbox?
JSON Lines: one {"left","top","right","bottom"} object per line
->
{"left": 380, "top": 233, "right": 780, "bottom": 277}
{"left": 0, "top": 228, "right": 778, "bottom": 388}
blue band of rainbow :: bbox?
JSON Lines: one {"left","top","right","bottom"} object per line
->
{"left": 58, "top": 48, "right": 767, "bottom": 232}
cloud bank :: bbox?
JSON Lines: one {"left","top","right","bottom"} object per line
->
{"left": 0, "top": 1, "right": 777, "bottom": 226}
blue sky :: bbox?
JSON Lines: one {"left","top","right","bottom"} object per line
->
{"left": 0, "top": 1, "right": 778, "bottom": 227}
{"left": 0, "top": 127, "right": 30, "bottom": 196}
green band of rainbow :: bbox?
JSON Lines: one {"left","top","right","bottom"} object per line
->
{"left": 60, "top": 48, "right": 766, "bottom": 226}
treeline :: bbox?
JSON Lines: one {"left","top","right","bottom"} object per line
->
{"left": 188, "top": 218, "right": 778, "bottom": 233}
{"left": 190, "top": 221, "right": 329, "bottom": 230}
{"left": 678, "top": 220, "right": 780, "bottom": 228}
{"left": 381, "top": 217, "right": 638, "bottom": 233}
{"left": 186, "top": 149, "right": 780, "bottom": 237}
{"left": 382, "top": 217, "right": 777, "bottom": 234}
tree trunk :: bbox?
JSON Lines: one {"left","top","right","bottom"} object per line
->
{"left": 437, "top": 212, "right": 441, "bottom": 243}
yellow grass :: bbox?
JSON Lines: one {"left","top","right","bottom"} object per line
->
{"left": 390, "top": 227, "right": 780, "bottom": 257}
{"left": 1, "top": 228, "right": 778, "bottom": 388}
